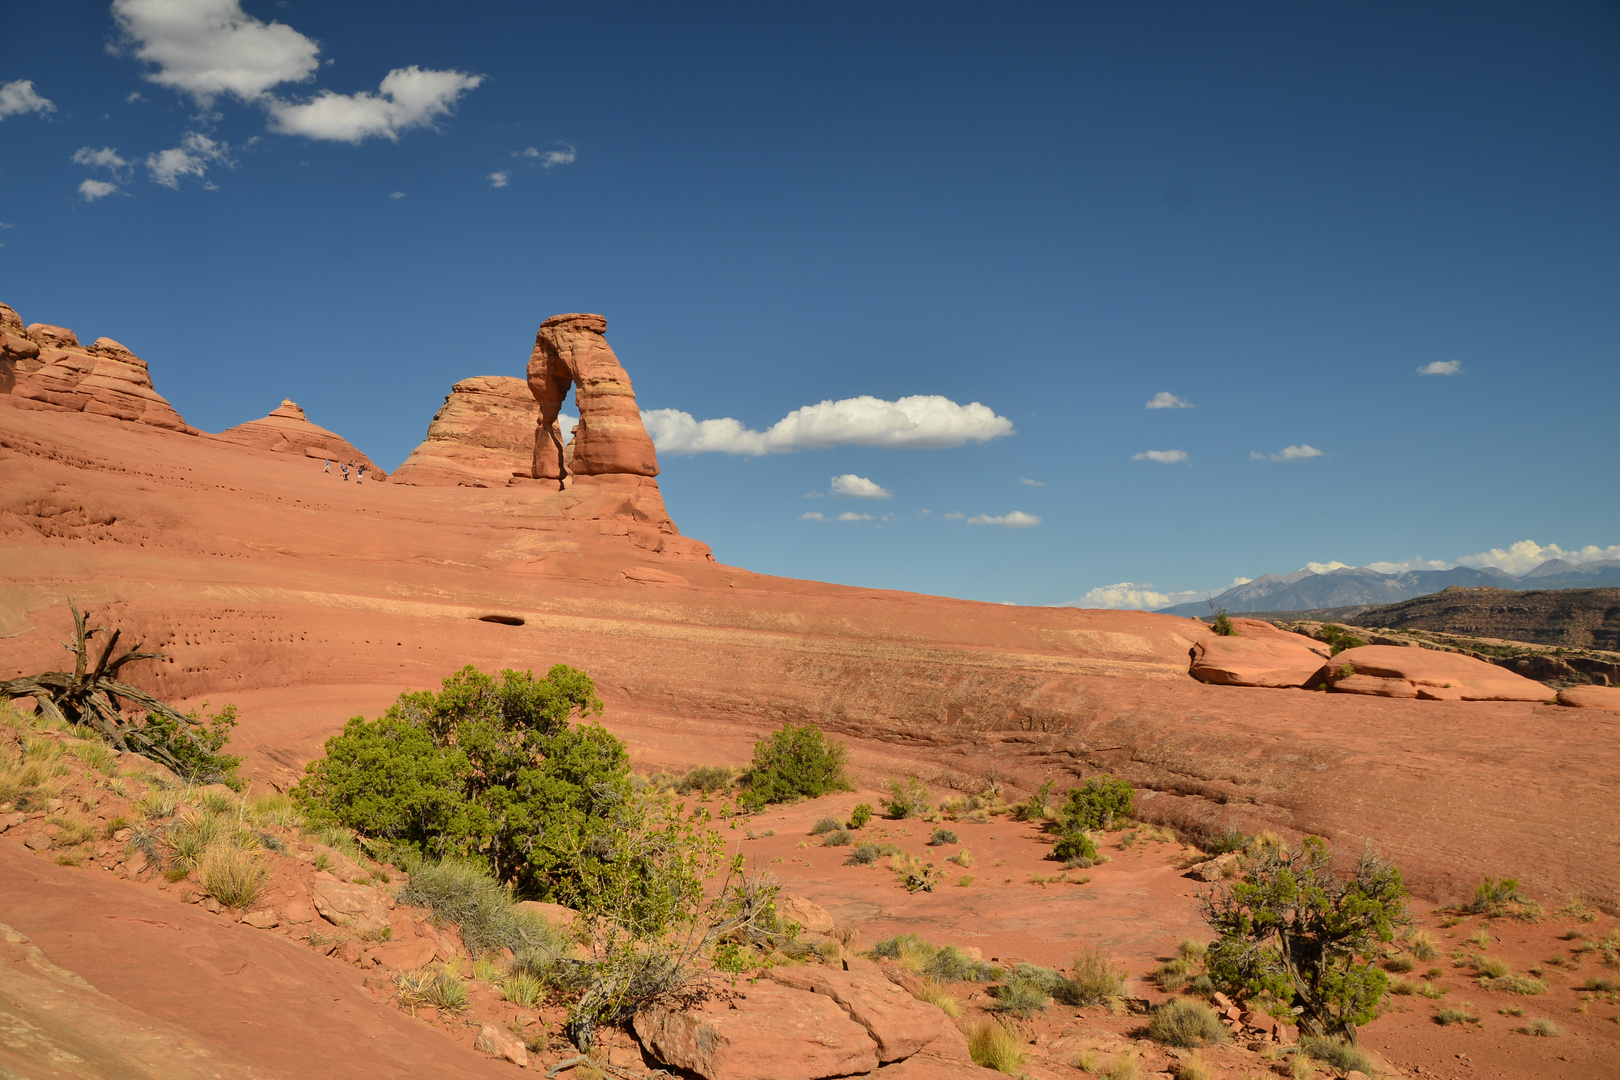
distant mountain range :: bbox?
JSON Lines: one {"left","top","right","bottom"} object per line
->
{"left": 1157, "top": 559, "right": 1620, "bottom": 616}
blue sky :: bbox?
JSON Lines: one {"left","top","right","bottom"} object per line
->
{"left": 2, "top": 1, "right": 1617, "bottom": 607}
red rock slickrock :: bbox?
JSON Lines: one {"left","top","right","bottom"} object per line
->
{"left": 1556, "top": 684, "right": 1620, "bottom": 710}
{"left": 527, "top": 313, "right": 660, "bottom": 480}
{"left": 212, "top": 399, "right": 386, "bottom": 476}
{"left": 1187, "top": 616, "right": 1329, "bottom": 687}
{"left": 390, "top": 376, "right": 540, "bottom": 487}
{"left": 1325, "top": 644, "right": 1552, "bottom": 701}
{"left": 0, "top": 302, "right": 193, "bottom": 433}
{"left": 766, "top": 965, "right": 952, "bottom": 1063}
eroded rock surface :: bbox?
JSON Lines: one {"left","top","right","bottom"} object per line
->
{"left": 1188, "top": 618, "right": 1328, "bottom": 688}
{"left": 1325, "top": 645, "right": 1551, "bottom": 701}
{"left": 391, "top": 376, "right": 540, "bottom": 487}
{"left": 212, "top": 400, "right": 384, "bottom": 476}
{"left": 767, "top": 965, "right": 947, "bottom": 1063}
{"left": 1555, "top": 685, "right": 1620, "bottom": 710}
{"left": 1, "top": 302, "right": 193, "bottom": 433}
{"left": 528, "top": 313, "right": 659, "bottom": 480}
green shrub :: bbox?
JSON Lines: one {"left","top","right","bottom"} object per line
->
{"left": 872, "top": 934, "right": 995, "bottom": 982}
{"left": 1201, "top": 821, "right": 1250, "bottom": 856}
{"left": 966, "top": 1019, "right": 1026, "bottom": 1073}
{"left": 401, "top": 856, "right": 569, "bottom": 956}
{"left": 1210, "top": 608, "right": 1234, "bottom": 636}
{"left": 928, "top": 828, "right": 959, "bottom": 846}
{"left": 882, "top": 777, "right": 930, "bottom": 819}
{"left": 1437, "top": 1007, "right": 1478, "bottom": 1025}
{"left": 822, "top": 829, "right": 853, "bottom": 846}
{"left": 1320, "top": 625, "right": 1366, "bottom": 656}
{"left": 1520, "top": 1018, "right": 1559, "bottom": 1037}
{"left": 846, "top": 842, "right": 883, "bottom": 866}
{"left": 1065, "top": 944, "right": 1129, "bottom": 1005}
{"left": 810, "top": 816, "right": 843, "bottom": 835}
{"left": 848, "top": 803, "right": 873, "bottom": 829}
{"left": 738, "top": 723, "right": 852, "bottom": 809}
{"left": 137, "top": 703, "right": 244, "bottom": 788}
{"left": 1299, "top": 1035, "right": 1373, "bottom": 1074}
{"left": 675, "top": 765, "right": 733, "bottom": 795}
{"left": 990, "top": 971, "right": 1050, "bottom": 1016}
{"left": 501, "top": 972, "right": 545, "bottom": 1008}
{"left": 1204, "top": 837, "right": 1408, "bottom": 1040}
{"left": 1053, "top": 830, "right": 1098, "bottom": 862}
{"left": 1014, "top": 779, "right": 1055, "bottom": 822}
{"left": 295, "top": 664, "right": 624, "bottom": 898}
{"left": 1057, "top": 777, "right": 1134, "bottom": 832}
{"left": 1469, "top": 876, "right": 1536, "bottom": 918}
{"left": 1147, "top": 998, "right": 1227, "bottom": 1048}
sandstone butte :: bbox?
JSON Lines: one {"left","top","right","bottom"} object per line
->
{"left": 214, "top": 399, "right": 387, "bottom": 477}
{"left": 3, "top": 298, "right": 1620, "bottom": 1080}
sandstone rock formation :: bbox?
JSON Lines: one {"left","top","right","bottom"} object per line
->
{"left": 212, "top": 399, "right": 385, "bottom": 476}
{"left": 1, "top": 301, "right": 193, "bottom": 432}
{"left": 390, "top": 376, "right": 540, "bottom": 487}
{"left": 528, "top": 313, "right": 659, "bottom": 481}
{"left": 1555, "top": 685, "right": 1620, "bottom": 711}
{"left": 1324, "top": 644, "right": 1551, "bottom": 701}
{"left": 1188, "top": 617, "right": 1329, "bottom": 688}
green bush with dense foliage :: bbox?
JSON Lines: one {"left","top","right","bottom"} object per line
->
{"left": 882, "top": 777, "right": 931, "bottom": 819}
{"left": 1057, "top": 776, "right": 1134, "bottom": 832}
{"left": 738, "top": 723, "right": 852, "bottom": 810}
{"left": 139, "top": 702, "right": 244, "bottom": 788}
{"left": 294, "top": 664, "right": 625, "bottom": 898}
{"left": 1202, "top": 836, "right": 1409, "bottom": 1041}
{"left": 1053, "top": 830, "right": 1098, "bottom": 862}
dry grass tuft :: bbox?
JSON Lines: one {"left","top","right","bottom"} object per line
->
{"left": 199, "top": 844, "right": 269, "bottom": 909}
{"left": 966, "top": 1019, "right": 1026, "bottom": 1073}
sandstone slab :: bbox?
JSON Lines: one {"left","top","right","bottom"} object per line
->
{"left": 311, "top": 876, "right": 390, "bottom": 934}
{"left": 474, "top": 1022, "right": 530, "bottom": 1067}
{"left": 1326, "top": 645, "right": 1550, "bottom": 701}
{"left": 767, "top": 964, "right": 945, "bottom": 1063}
{"left": 1188, "top": 618, "right": 1328, "bottom": 688}
{"left": 367, "top": 938, "right": 437, "bottom": 971}
{"left": 1557, "top": 685, "right": 1620, "bottom": 711}
{"left": 635, "top": 981, "right": 879, "bottom": 1080}
{"left": 777, "top": 892, "right": 836, "bottom": 933}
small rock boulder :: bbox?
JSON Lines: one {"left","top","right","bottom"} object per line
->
{"left": 1184, "top": 852, "right": 1242, "bottom": 882}
{"left": 1326, "top": 645, "right": 1550, "bottom": 701}
{"left": 1557, "top": 685, "right": 1620, "bottom": 711}
{"left": 474, "top": 1023, "right": 529, "bottom": 1067}
{"left": 311, "top": 876, "right": 391, "bottom": 934}
{"left": 635, "top": 981, "right": 879, "bottom": 1080}
{"left": 1189, "top": 619, "right": 1328, "bottom": 689}
{"left": 367, "top": 938, "right": 437, "bottom": 971}
{"left": 241, "top": 909, "right": 280, "bottom": 929}
{"left": 767, "top": 965, "right": 946, "bottom": 1063}
{"left": 776, "top": 893, "right": 836, "bottom": 934}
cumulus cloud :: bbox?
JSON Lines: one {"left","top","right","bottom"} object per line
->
{"left": 800, "top": 511, "right": 825, "bottom": 521}
{"left": 1304, "top": 560, "right": 1350, "bottom": 574}
{"left": 113, "top": 0, "right": 319, "bottom": 105}
{"left": 1418, "top": 360, "right": 1462, "bottom": 376}
{"left": 488, "top": 171, "right": 509, "bottom": 187}
{"left": 0, "top": 80, "right": 56, "bottom": 119}
{"left": 966, "top": 511, "right": 1041, "bottom": 528}
{"left": 267, "top": 66, "right": 483, "bottom": 143}
{"left": 73, "top": 146, "right": 130, "bottom": 172}
{"left": 1310, "top": 540, "right": 1620, "bottom": 578}
{"left": 1132, "top": 449, "right": 1188, "bottom": 463}
{"left": 519, "top": 143, "right": 578, "bottom": 168}
{"left": 1146, "top": 391, "right": 1194, "bottom": 410}
{"left": 642, "top": 395, "right": 1013, "bottom": 456}
{"left": 1252, "top": 444, "right": 1324, "bottom": 462}
{"left": 829, "top": 474, "right": 892, "bottom": 499}
{"left": 389, "top": 191, "right": 405, "bottom": 199}
{"left": 1070, "top": 582, "right": 1203, "bottom": 610}
{"left": 558, "top": 414, "right": 578, "bottom": 442}
{"left": 837, "top": 512, "right": 873, "bottom": 522}
{"left": 1017, "top": 477, "right": 1046, "bottom": 486}
{"left": 146, "top": 131, "right": 231, "bottom": 188}
{"left": 79, "top": 179, "right": 120, "bottom": 201}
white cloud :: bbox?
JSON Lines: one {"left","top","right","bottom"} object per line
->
{"left": 1070, "top": 582, "right": 1202, "bottom": 610}
{"left": 520, "top": 147, "right": 540, "bottom": 158}
{"left": 1418, "top": 360, "right": 1462, "bottom": 376}
{"left": 541, "top": 143, "right": 576, "bottom": 168}
{"left": 943, "top": 512, "right": 964, "bottom": 521}
{"left": 800, "top": 511, "right": 825, "bottom": 521}
{"left": 642, "top": 395, "right": 1013, "bottom": 456}
{"left": 966, "top": 511, "right": 1041, "bottom": 528}
{"left": 488, "top": 171, "right": 509, "bottom": 188}
{"left": 1132, "top": 449, "right": 1188, "bottom": 463}
{"left": 79, "top": 179, "right": 120, "bottom": 201}
{"left": 1253, "top": 444, "right": 1324, "bottom": 462}
{"left": 267, "top": 66, "right": 483, "bottom": 143}
{"left": 1146, "top": 391, "right": 1194, "bottom": 410}
{"left": 1017, "top": 477, "right": 1046, "bottom": 486}
{"left": 1455, "top": 540, "right": 1620, "bottom": 576}
{"left": 1304, "top": 560, "right": 1350, "bottom": 574}
{"left": 558, "top": 414, "right": 578, "bottom": 443}
{"left": 1363, "top": 556, "right": 1452, "bottom": 574}
{"left": 0, "top": 80, "right": 56, "bottom": 119}
{"left": 146, "top": 131, "right": 231, "bottom": 188}
{"left": 830, "top": 474, "right": 892, "bottom": 499}
{"left": 113, "top": 0, "right": 320, "bottom": 105}
{"left": 389, "top": 191, "right": 405, "bottom": 199}
{"left": 127, "top": 90, "right": 147, "bottom": 104}
{"left": 837, "top": 512, "right": 873, "bottom": 522}
{"left": 73, "top": 146, "right": 130, "bottom": 173}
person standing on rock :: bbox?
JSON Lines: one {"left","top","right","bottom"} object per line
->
{"left": 341, "top": 462, "right": 350, "bottom": 481}
{"left": 323, "top": 458, "right": 331, "bottom": 474}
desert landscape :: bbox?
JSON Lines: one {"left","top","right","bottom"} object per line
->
{"left": 3, "top": 299, "right": 1618, "bottom": 1080}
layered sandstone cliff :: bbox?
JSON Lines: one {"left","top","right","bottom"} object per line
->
{"left": 390, "top": 376, "right": 540, "bottom": 487}
{"left": 0, "top": 302, "right": 194, "bottom": 433}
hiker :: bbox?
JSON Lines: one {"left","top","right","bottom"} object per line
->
{"left": 341, "top": 462, "right": 350, "bottom": 481}
{"left": 323, "top": 458, "right": 330, "bottom": 474}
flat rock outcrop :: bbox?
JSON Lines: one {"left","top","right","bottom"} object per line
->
{"left": 1, "top": 302, "right": 193, "bottom": 433}
{"left": 390, "top": 376, "right": 540, "bottom": 487}
{"left": 1325, "top": 644, "right": 1550, "bottom": 701}
{"left": 528, "top": 313, "right": 659, "bottom": 480}
{"left": 1556, "top": 685, "right": 1620, "bottom": 711}
{"left": 1188, "top": 617, "right": 1328, "bottom": 688}
{"left": 212, "top": 400, "right": 384, "bottom": 476}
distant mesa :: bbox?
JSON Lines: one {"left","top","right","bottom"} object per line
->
{"left": 0, "top": 301, "right": 194, "bottom": 433}
{"left": 390, "top": 376, "right": 538, "bottom": 487}
{"left": 212, "top": 399, "right": 386, "bottom": 478}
